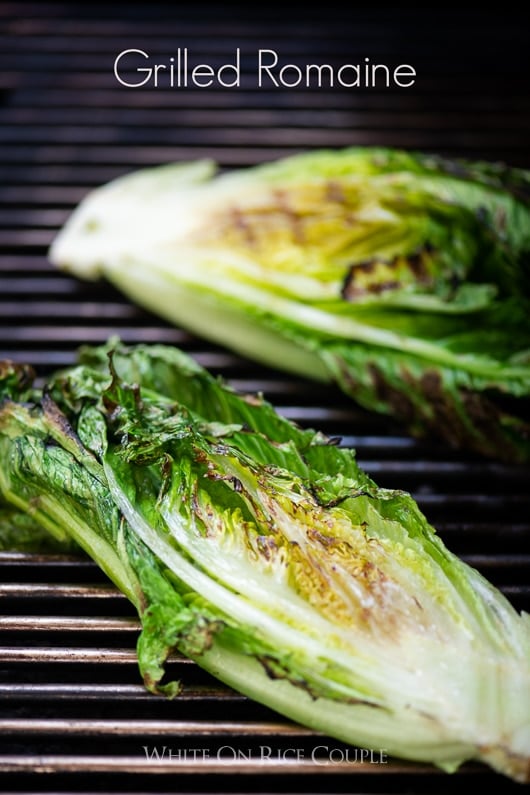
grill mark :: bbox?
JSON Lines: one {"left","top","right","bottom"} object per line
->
{"left": 341, "top": 246, "right": 435, "bottom": 301}
{"left": 326, "top": 180, "right": 346, "bottom": 204}
{"left": 230, "top": 206, "right": 257, "bottom": 247}
{"left": 273, "top": 188, "right": 306, "bottom": 244}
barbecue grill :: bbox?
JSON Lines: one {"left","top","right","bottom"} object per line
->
{"left": 1, "top": 4, "right": 529, "bottom": 793}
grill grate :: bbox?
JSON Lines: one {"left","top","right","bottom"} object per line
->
{"left": 1, "top": 4, "right": 529, "bottom": 793}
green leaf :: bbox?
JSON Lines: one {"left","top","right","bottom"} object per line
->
{"left": 49, "top": 148, "right": 530, "bottom": 460}
{"left": 0, "top": 341, "right": 528, "bottom": 781}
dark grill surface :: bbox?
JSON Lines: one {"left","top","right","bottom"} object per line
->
{"left": 0, "top": 4, "right": 529, "bottom": 794}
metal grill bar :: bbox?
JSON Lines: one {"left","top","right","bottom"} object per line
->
{"left": 0, "top": 755, "right": 442, "bottom": 776}
{"left": 0, "top": 584, "right": 126, "bottom": 598}
{"left": 0, "top": 648, "right": 143, "bottom": 664}
{"left": 0, "top": 683, "right": 243, "bottom": 700}
{"left": 0, "top": 616, "right": 140, "bottom": 631}
{"left": 0, "top": 719, "right": 315, "bottom": 737}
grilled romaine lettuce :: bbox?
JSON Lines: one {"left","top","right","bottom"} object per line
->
{"left": 49, "top": 148, "right": 530, "bottom": 461}
{"left": 0, "top": 341, "right": 528, "bottom": 781}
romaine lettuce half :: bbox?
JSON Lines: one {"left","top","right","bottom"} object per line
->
{"left": 49, "top": 148, "right": 530, "bottom": 461}
{"left": 0, "top": 341, "right": 528, "bottom": 781}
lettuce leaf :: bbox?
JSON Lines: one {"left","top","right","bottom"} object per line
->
{"left": 50, "top": 148, "right": 530, "bottom": 460}
{"left": 0, "top": 340, "right": 528, "bottom": 780}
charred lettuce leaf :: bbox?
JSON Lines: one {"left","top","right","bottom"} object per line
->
{"left": 49, "top": 148, "right": 530, "bottom": 461}
{"left": 0, "top": 341, "right": 528, "bottom": 781}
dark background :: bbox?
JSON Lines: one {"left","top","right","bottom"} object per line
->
{"left": 2, "top": 5, "right": 530, "bottom": 192}
{"left": 0, "top": 4, "right": 529, "bottom": 794}
{"left": 2, "top": 3, "right": 529, "bottom": 363}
